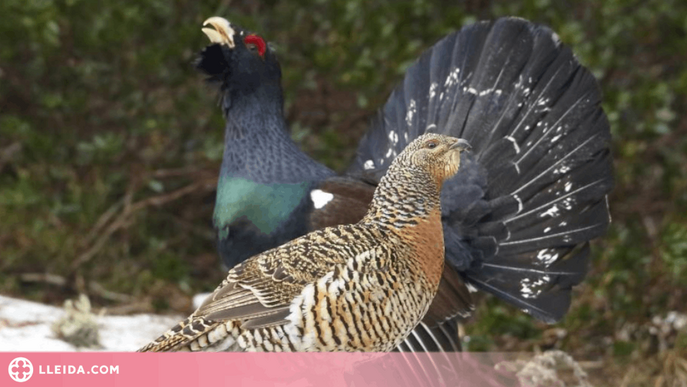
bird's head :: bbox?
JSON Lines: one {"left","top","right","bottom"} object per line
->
{"left": 196, "top": 17, "right": 281, "bottom": 98}
{"left": 392, "top": 133, "right": 471, "bottom": 186}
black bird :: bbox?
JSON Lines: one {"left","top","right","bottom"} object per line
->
{"left": 196, "top": 16, "right": 614, "bottom": 352}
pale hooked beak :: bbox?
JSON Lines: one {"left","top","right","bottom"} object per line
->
{"left": 449, "top": 138, "right": 472, "bottom": 152}
{"left": 202, "top": 16, "right": 236, "bottom": 48}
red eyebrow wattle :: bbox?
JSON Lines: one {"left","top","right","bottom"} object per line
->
{"left": 245, "top": 35, "right": 266, "bottom": 57}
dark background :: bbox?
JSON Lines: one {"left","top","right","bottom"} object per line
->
{"left": 1, "top": 0, "right": 685, "bottom": 384}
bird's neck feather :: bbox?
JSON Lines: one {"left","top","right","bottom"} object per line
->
{"left": 213, "top": 87, "right": 333, "bottom": 234}
{"left": 219, "top": 89, "right": 332, "bottom": 184}
{"left": 363, "top": 166, "right": 442, "bottom": 228}
{"left": 364, "top": 166, "right": 445, "bottom": 288}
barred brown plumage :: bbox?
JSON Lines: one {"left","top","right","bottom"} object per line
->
{"left": 138, "top": 134, "right": 471, "bottom": 352}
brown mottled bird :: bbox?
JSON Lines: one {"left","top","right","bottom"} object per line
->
{"left": 139, "top": 134, "right": 471, "bottom": 352}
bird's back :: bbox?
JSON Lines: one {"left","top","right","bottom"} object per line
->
{"left": 140, "top": 221, "right": 441, "bottom": 352}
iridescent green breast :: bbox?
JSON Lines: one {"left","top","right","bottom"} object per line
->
{"left": 214, "top": 175, "right": 310, "bottom": 238}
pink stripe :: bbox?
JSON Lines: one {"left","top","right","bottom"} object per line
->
{"left": 2, "top": 352, "right": 520, "bottom": 386}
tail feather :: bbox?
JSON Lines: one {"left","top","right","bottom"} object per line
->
{"left": 393, "top": 321, "right": 462, "bottom": 385}
{"left": 397, "top": 320, "right": 461, "bottom": 353}
{"left": 468, "top": 243, "right": 591, "bottom": 321}
{"left": 348, "top": 17, "right": 613, "bottom": 322}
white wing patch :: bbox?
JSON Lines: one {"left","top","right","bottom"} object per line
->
{"left": 310, "top": 189, "right": 334, "bottom": 209}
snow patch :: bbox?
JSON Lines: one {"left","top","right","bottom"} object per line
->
{"left": 0, "top": 295, "right": 181, "bottom": 351}
{"left": 193, "top": 292, "right": 212, "bottom": 309}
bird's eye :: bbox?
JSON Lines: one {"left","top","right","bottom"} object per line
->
{"left": 244, "top": 35, "right": 266, "bottom": 57}
{"left": 425, "top": 140, "right": 438, "bottom": 149}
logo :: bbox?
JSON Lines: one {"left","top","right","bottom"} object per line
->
{"left": 8, "top": 357, "right": 33, "bottom": 383}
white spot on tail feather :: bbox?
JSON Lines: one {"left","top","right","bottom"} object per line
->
{"left": 388, "top": 130, "right": 398, "bottom": 144}
{"left": 562, "top": 197, "right": 575, "bottom": 210}
{"left": 464, "top": 87, "right": 504, "bottom": 97}
{"left": 540, "top": 205, "right": 560, "bottom": 218}
{"left": 514, "top": 194, "right": 523, "bottom": 214}
{"left": 554, "top": 164, "right": 571, "bottom": 175}
{"left": 445, "top": 67, "right": 460, "bottom": 87}
{"left": 536, "top": 249, "right": 559, "bottom": 266}
{"left": 505, "top": 136, "right": 520, "bottom": 154}
{"left": 520, "top": 275, "right": 551, "bottom": 299}
{"left": 363, "top": 160, "right": 375, "bottom": 170}
{"left": 405, "top": 99, "right": 417, "bottom": 127}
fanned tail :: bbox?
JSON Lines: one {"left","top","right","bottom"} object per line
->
{"left": 349, "top": 17, "right": 614, "bottom": 323}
